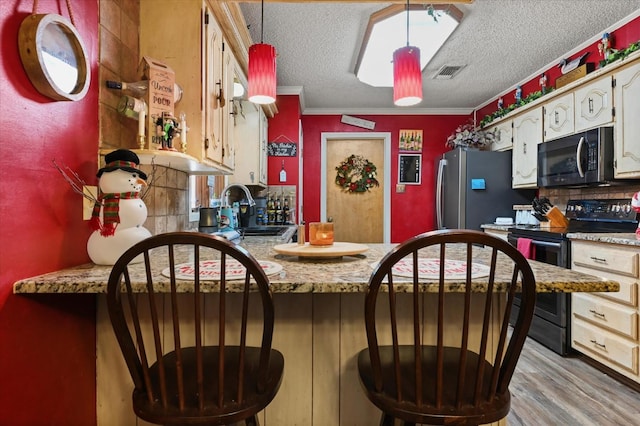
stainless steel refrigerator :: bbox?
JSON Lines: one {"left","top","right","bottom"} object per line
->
{"left": 435, "top": 149, "right": 535, "bottom": 231}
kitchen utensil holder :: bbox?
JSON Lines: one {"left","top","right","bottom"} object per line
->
{"left": 545, "top": 206, "right": 569, "bottom": 228}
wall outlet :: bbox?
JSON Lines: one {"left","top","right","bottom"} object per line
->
{"left": 83, "top": 185, "right": 98, "bottom": 220}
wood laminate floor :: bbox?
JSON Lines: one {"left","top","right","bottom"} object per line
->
{"left": 508, "top": 337, "right": 640, "bottom": 426}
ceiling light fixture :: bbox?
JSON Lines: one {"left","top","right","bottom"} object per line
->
{"left": 393, "top": 0, "right": 422, "bottom": 106}
{"left": 356, "top": 4, "right": 463, "bottom": 96}
{"left": 248, "top": 0, "right": 276, "bottom": 104}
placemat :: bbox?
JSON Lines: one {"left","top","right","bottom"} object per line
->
{"left": 373, "top": 258, "right": 490, "bottom": 280}
{"left": 162, "top": 260, "right": 283, "bottom": 281}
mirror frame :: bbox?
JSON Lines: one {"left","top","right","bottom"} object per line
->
{"left": 18, "top": 14, "right": 91, "bottom": 101}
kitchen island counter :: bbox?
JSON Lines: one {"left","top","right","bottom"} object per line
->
{"left": 12, "top": 235, "right": 622, "bottom": 426}
{"left": 14, "top": 239, "right": 619, "bottom": 295}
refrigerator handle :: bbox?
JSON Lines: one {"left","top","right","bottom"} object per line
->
{"left": 436, "top": 158, "right": 447, "bottom": 229}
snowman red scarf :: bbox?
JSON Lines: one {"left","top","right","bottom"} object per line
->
{"left": 90, "top": 192, "right": 140, "bottom": 236}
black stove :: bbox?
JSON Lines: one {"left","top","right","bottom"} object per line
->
{"left": 509, "top": 198, "right": 638, "bottom": 239}
{"left": 507, "top": 198, "right": 637, "bottom": 356}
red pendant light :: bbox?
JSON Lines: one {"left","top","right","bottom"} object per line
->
{"left": 393, "top": 46, "right": 422, "bottom": 106}
{"left": 393, "top": 0, "right": 422, "bottom": 107}
{"left": 248, "top": 0, "right": 277, "bottom": 104}
{"left": 248, "top": 43, "right": 277, "bottom": 104}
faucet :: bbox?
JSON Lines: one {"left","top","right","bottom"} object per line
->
{"left": 220, "top": 183, "right": 255, "bottom": 207}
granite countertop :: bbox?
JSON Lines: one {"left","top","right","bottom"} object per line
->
{"left": 481, "top": 224, "right": 512, "bottom": 232}
{"left": 13, "top": 238, "right": 619, "bottom": 295}
{"left": 567, "top": 232, "right": 640, "bottom": 247}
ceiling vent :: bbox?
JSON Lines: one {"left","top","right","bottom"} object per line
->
{"left": 433, "top": 65, "right": 465, "bottom": 80}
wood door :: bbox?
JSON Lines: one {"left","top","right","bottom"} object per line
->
{"left": 326, "top": 138, "right": 384, "bottom": 243}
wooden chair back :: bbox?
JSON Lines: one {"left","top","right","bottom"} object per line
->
{"left": 358, "top": 229, "right": 536, "bottom": 425}
{"left": 107, "top": 232, "right": 284, "bottom": 425}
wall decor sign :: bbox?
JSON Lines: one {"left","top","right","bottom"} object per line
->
{"left": 341, "top": 114, "right": 376, "bottom": 130}
{"left": 268, "top": 142, "right": 297, "bottom": 156}
{"left": 398, "top": 154, "right": 421, "bottom": 184}
{"left": 399, "top": 129, "right": 423, "bottom": 152}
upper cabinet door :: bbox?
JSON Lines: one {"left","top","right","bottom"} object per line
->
{"left": 490, "top": 119, "right": 513, "bottom": 151}
{"left": 543, "top": 92, "right": 574, "bottom": 141}
{"left": 574, "top": 76, "right": 613, "bottom": 132}
{"left": 204, "top": 8, "right": 225, "bottom": 165}
{"left": 512, "top": 108, "right": 542, "bottom": 188}
{"left": 614, "top": 61, "right": 640, "bottom": 179}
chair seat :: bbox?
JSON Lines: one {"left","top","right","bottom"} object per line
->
{"left": 357, "top": 346, "right": 511, "bottom": 425}
{"left": 133, "top": 346, "right": 285, "bottom": 425}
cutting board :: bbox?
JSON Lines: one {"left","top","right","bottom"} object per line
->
{"left": 273, "top": 242, "right": 369, "bottom": 258}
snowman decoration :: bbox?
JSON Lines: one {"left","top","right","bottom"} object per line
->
{"left": 87, "top": 149, "right": 152, "bottom": 265}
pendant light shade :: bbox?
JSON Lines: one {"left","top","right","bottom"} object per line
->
{"left": 393, "top": 45, "right": 422, "bottom": 106}
{"left": 248, "top": 0, "right": 276, "bottom": 105}
{"left": 393, "top": 0, "right": 422, "bottom": 107}
{"left": 248, "top": 43, "right": 277, "bottom": 104}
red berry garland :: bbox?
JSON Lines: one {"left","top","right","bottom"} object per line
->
{"left": 335, "top": 154, "right": 380, "bottom": 193}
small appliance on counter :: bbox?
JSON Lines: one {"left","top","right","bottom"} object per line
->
{"left": 238, "top": 198, "right": 256, "bottom": 228}
{"left": 198, "top": 207, "right": 219, "bottom": 233}
{"left": 252, "top": 197, "right": 268, "bottom": 227}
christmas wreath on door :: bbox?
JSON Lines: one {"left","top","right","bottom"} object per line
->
{"left": 335, "top": 154, "right": 379, "bottom": 193}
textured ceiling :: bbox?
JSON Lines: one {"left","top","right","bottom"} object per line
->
{"left": 238, "top": 1, "right": 640, "bottom": 114}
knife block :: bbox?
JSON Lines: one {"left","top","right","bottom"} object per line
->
{"left": 545, "top": 206, "right": 569, "bottom": 228}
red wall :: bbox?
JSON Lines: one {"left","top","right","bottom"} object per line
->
{"left": 477, "top": 16, "right": 640, "bottom": 122}
{"left": 267, "top": 95, "right": 301, "bottom": 185}
{"left": 301, "top": 114, "right": 467, "bottom": 242}
{"left": 0, "top": 1, "right": 98, "bottom": 424}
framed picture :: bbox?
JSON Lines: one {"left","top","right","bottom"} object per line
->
{"left": 398, "top": 154, "right": 421, "bottom": 184}
{"left": 399, "top": 129, "right": 423, "bottom": 152}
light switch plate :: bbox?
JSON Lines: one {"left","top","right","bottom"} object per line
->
{"left": 83, "top": 185, "right": 97, "bottom": 220}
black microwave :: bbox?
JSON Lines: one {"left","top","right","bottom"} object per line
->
{"left": 538, "top": 127, "right": 614, "bottom": 187}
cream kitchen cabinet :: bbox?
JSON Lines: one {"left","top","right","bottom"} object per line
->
{"left": 512, "top": 107, "right": 542, "bottom": 188}
{"left": 489, "top": 119, "right": 513, "bottom": 151}
{"left": 140, "top": 0, "right": 234, "bottom": 174}
{"left": 229, "top": 101, "right": 268, "bottom": 187}
{"left": 483, "top": 228, "right": 509, "bottom": 241}
{"left": 571, "top": 240, "right": 640, "bottom": 385}
{"left": 543, "top": 92, "right": 574, "bottom": 141}
{"left": 574, "top": 75, "right": 614, "bottom": 132}
{"left": 613, "top": 60, "right": 640, "bottom": 178}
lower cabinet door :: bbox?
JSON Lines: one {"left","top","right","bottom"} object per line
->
{"left": 572, "top": 318, "right": 639, "bottom": 375}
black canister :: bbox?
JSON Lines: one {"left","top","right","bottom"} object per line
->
{"left": 198, "top": 207, "right": 219, "bottom": 233}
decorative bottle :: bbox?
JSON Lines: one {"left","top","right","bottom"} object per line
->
{"left": 106, "top": 80, "right": 183, "bottom": 104}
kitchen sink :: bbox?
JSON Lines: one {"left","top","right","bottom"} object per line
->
{"left": 239, "top": 226, "right": 290, "bottom": 236}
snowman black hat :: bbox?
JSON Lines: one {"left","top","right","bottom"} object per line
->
{"left": 97, "top": 149, "right": 147, "bottom": 180}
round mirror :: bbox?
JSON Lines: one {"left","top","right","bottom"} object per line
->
{"left": 18, "top": 14, "right": 90, "bottom": 101}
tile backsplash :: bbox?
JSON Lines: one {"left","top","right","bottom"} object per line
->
{"left": 540, "top": 183, "right": 640, "bottom": 211}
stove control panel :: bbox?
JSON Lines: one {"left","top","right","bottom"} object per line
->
{"left": 565, "top": 199, "right": 638, "bottom": 222}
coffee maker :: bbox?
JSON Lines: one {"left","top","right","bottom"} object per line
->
{"left": 238, "top": 198, "right": 255, "bottom": 228}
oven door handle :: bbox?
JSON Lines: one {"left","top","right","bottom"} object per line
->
{"left": 509, "top": 236, "right": 564, "bottom": 249}
{"left": 529, "top": 240, "right": 563, "bottom": 249}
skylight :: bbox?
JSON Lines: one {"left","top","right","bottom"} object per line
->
{"left": 355, "top": 5, "right": 463, "bottom": 88}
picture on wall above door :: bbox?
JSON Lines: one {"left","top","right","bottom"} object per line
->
{"left": 399, "top": 129, "right": 423, "bottom": 152}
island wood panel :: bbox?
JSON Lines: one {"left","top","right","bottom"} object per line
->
{"left": 313, "top": 294, "right": 341, "bottom": 425}
{"left": 97, "top": 293, "right": 508, "bottom": 425}
{"left": 267, "top": 294, "right": 314, "bottom": 424}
